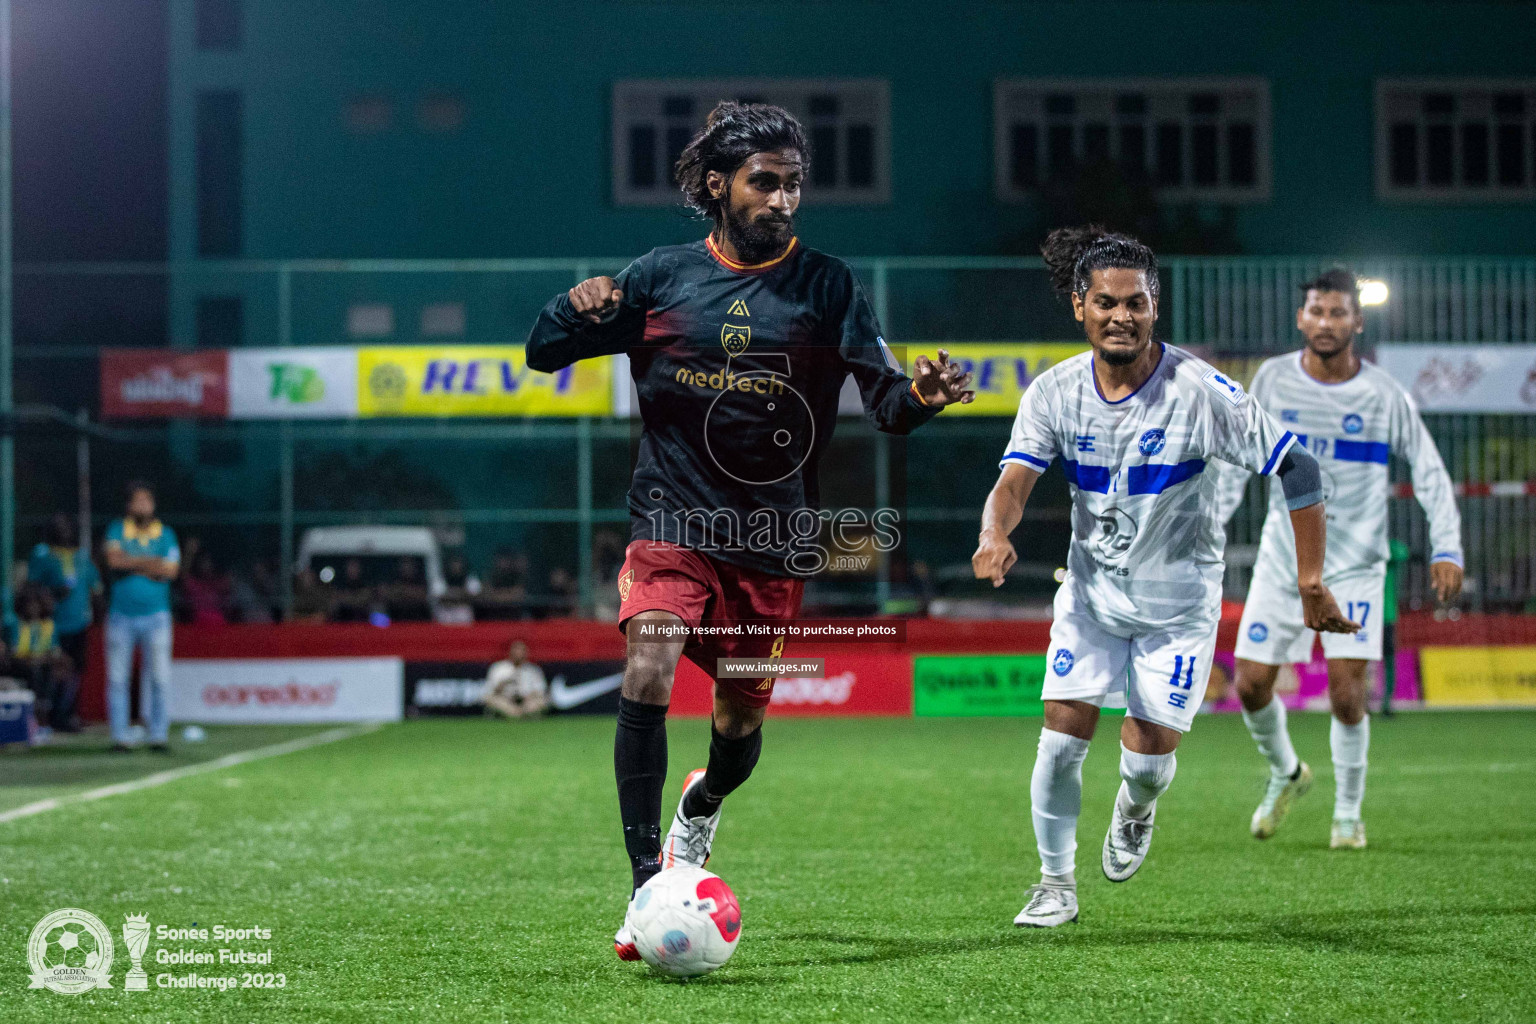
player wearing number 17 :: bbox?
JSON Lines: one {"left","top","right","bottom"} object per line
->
{"left": 1212, "top": 269, "right": 1463, "bottom": 850}
{"left": 525, "top": 101, "right": 974, "bottom": 963}
{"left": 972, "top": 227, "right": 1358, "bottom": 928}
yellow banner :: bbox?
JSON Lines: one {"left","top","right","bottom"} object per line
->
{"left": 357, "top": 347, "right": 611, "bottom": 417}
{"left": 1420, "top": 646, "right": 1536, "bottom": 707}
{"left": 909, "top": 343, "right": 1088, "bottom": 416}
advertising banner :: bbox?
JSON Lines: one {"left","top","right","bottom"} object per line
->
{"left": 229, "top": 348, "right": 359, "bottom": 418}
{"left": 1420, "top": 646, "right": 1536, "bottom": 707}
{"left": 1375, "top": 345, "right": 1536, "bottom": 413}
{"left": 914, "top": 654, "right": 1050, "bottom": 716}
{"left": 405, "top": 658, "right": 626, "bottom": 715}
{"left": 670, "top": 653, "right": 913, "bottom": 716}
{"left": 357, "top": 346, "right": 612, "bottom": 417}
{"left": 170, "top": 657, "right": 404, "bottom": 723}
{"left": 921, "top": 343, "right": 1088, "bottom": 416}
{"left": 100, "top": 349, "right": 229, "bottom": 419}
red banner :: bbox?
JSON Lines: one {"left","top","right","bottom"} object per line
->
{"left": 101, "top": 349, "right": 229, "bottom": 419}
{"left": 670, "top": 653, "right": 913, "bottom": 716}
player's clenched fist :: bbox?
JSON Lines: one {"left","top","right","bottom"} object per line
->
{"left": 569, "top": 276, "right": 624, "bottom": 323}
{"left": 972, "top": 528, "right": 1017, "bottom": 588}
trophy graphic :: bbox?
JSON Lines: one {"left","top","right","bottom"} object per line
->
{"left": 122, "top": 914, "right": 150, "bottom": 991}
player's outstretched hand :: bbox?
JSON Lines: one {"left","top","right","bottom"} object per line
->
{"left": 972, "top": 528, "right": 1017, "bottom": 588}
{"left": 1430, "top": 560, "right": 1464, "bottom": 604}
{"left": 1301, "top": 581, "right": 1359, "bottom": 634}
{"left": 913, "top": 349, "right": 976, "bottom": 407}
{"left": 569, "top": 276, "right": 624, "bottom": 323}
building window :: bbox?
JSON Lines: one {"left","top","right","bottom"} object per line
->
{"left": 196, "top": 296, "right": 243, "bottom": 348}
{"left": 612, "top": 79, "right": 889, "bottom": 206}
{"left": 1377, "top": 80, "right": 1536, "bottom": 201}
{"left": 994, "top": 78, "right": 1270, "bottom": 203}
{"left": 420, "top": 302, "right": 465, "bottom": 337}
{"left": 196, "top": 0, "right": 241, "bottom": 51}
{"left": 195, "top": 90, "right": 243, "bottom": 257}
{"left": 348, "top": 303, "right": 394, "bottom": 338}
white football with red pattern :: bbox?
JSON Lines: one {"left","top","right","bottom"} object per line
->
{"left": 629, "top": 866, "right": 742, "bottom": 977}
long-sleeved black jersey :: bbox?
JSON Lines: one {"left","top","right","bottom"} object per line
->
{"left": 526, "top": 235, "right": 939, "bottom": 577}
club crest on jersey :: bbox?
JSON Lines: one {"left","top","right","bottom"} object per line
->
{"left": 721, "top": 324, "right": 751, "bottom": 357}
{"left": 617, "top": 569, "right": 634, "bottom": 602}
{"left": 1248, "top": 622, "right": 1269, "bottom": 643}
{"left": 1342, "top": 413, "right": 1364, "bottom": 434}
{"left": 1052, "top": 649, "right": 1074, "bottom": 676}
{"left": 1138, "top": 428, "right": 1166, "bottom": 457}
{"left": 1201, "top": 368, "right": 1245, "bottom": 407}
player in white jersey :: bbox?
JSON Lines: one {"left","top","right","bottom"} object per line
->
{"left": 973, "top": 228, "right": 1357, "bottom": 928}
{"left": 1213, "top": 269, "right": 1463, "bottom": 850}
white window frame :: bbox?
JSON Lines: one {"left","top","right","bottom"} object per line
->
{"left": 1376, "top": 78, "right": 1536, "bottom": 204}
{"left": 611, "top": 78, "right": 890, "bottom": 207}
{"left": 993, "top": 77, "right": 1271, "bottom": 204}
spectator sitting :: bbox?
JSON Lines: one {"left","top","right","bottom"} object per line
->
{"left": 181, "top": 551, "right": 230, "bottom": 625}
{"left": 227, "top": 560, "right": 276, "bottom": 624}
{"left": 330, "top": 558, "right": 375, "bottom": 623}
{"left": 482, "top": 640, "right": 548, "bottom": 718}
{"left": 436, "top": 553, "right": 481, "bottom": 625}
{"left": 538, "top": 567, "right": 579, "bottom": 619}
{"left": 383, "top": 557, "right": 432, "bottom": 622}
{"left": 475, "top": 549, "right": 529, "bottom": 621}
{"left": 8, "top": 586, "right": 76, "bottom": 733}
{"left": 27, "top": 514, "right": 102, "bottom": 714}
{"left": 289, "top": 567, "right": 332, "bottom": 623}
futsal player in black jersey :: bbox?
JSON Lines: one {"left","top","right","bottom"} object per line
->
{"left": 526, "top": 101, "right": 973, "bottom": 959}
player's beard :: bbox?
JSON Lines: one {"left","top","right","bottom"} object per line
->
{"left": 1097, "top": 336, "right": 1149, "bottom": 366}
{"left": 721, "top": 200, "right": 795, "bottom": 265}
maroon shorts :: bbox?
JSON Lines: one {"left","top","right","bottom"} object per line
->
{"left": 617, "top": 539, "right": 805, "bottom": 709}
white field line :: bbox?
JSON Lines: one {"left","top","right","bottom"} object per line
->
{"left": 0, "top": 723, "right": 384, "bottom": 825}
{"left": 1395, "top": 761, "right": 1536, "bottom": 775}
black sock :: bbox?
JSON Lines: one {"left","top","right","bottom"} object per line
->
{"left": 614, "top": 697, "right": 668, "bottom": 892}
{"left": 682, "top": 723, "right": 762, "bottom": 819}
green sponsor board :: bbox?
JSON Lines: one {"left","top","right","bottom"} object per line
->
{"left": 914, "top": 655, "right": 1049, "bottom": 716}
{"left": 914, "top": 654, "right": 1124, "bottom": 717}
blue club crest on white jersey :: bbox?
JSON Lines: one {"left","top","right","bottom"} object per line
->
{"left": 1052, "top": 649, "right": 1074, "bottom": 676}
{"left": 1138, "top": 428, "right": 1166, "bottom": 456}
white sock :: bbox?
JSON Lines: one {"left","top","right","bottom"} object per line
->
{"left": 1117, "top": 744, "right": 1177, "bottom": 820}
{"left": 1331, "top": 714, "right": 1370, "bottom": 821}
{"left": 1030, "top": 729, "right": 1090, "bottom": 884}
{"left": 1241, "top": 697, "right": 1300, "bottom": 778}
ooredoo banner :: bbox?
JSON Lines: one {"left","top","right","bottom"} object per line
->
{"left": 170, "top": 657, "right": 404, "bottom": 723}
{"left": 670, "top": 653, "right": 912, "bottom": 716}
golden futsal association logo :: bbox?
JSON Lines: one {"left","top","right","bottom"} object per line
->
{"left": 27, "top": 908, "right": 115, "bottom": 994}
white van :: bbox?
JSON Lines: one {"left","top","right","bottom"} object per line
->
{"left": 296, "top": 526, "right": 446, "bottom": 615}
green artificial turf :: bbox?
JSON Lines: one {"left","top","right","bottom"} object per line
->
{"left": 1, "top": 712, "right": 1532, "bottom": 1022}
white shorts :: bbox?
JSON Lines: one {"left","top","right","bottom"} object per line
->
{"left": 1042, "top": 584, "right": 1218, "bottom": 734}
{"left": 1235, "top": 567, "right": 1385, "bottom": 665}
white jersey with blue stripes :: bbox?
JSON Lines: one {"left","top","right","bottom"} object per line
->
{"left": 1003, "top": 343, "right": 1297, "bottom": 636}
{"left": 1213, "top": 351, "right": 1463, "bottom": 584}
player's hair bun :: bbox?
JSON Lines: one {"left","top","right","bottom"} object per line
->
{"left": 1040, "top": 224, "right": 1161, "bottom": 300}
